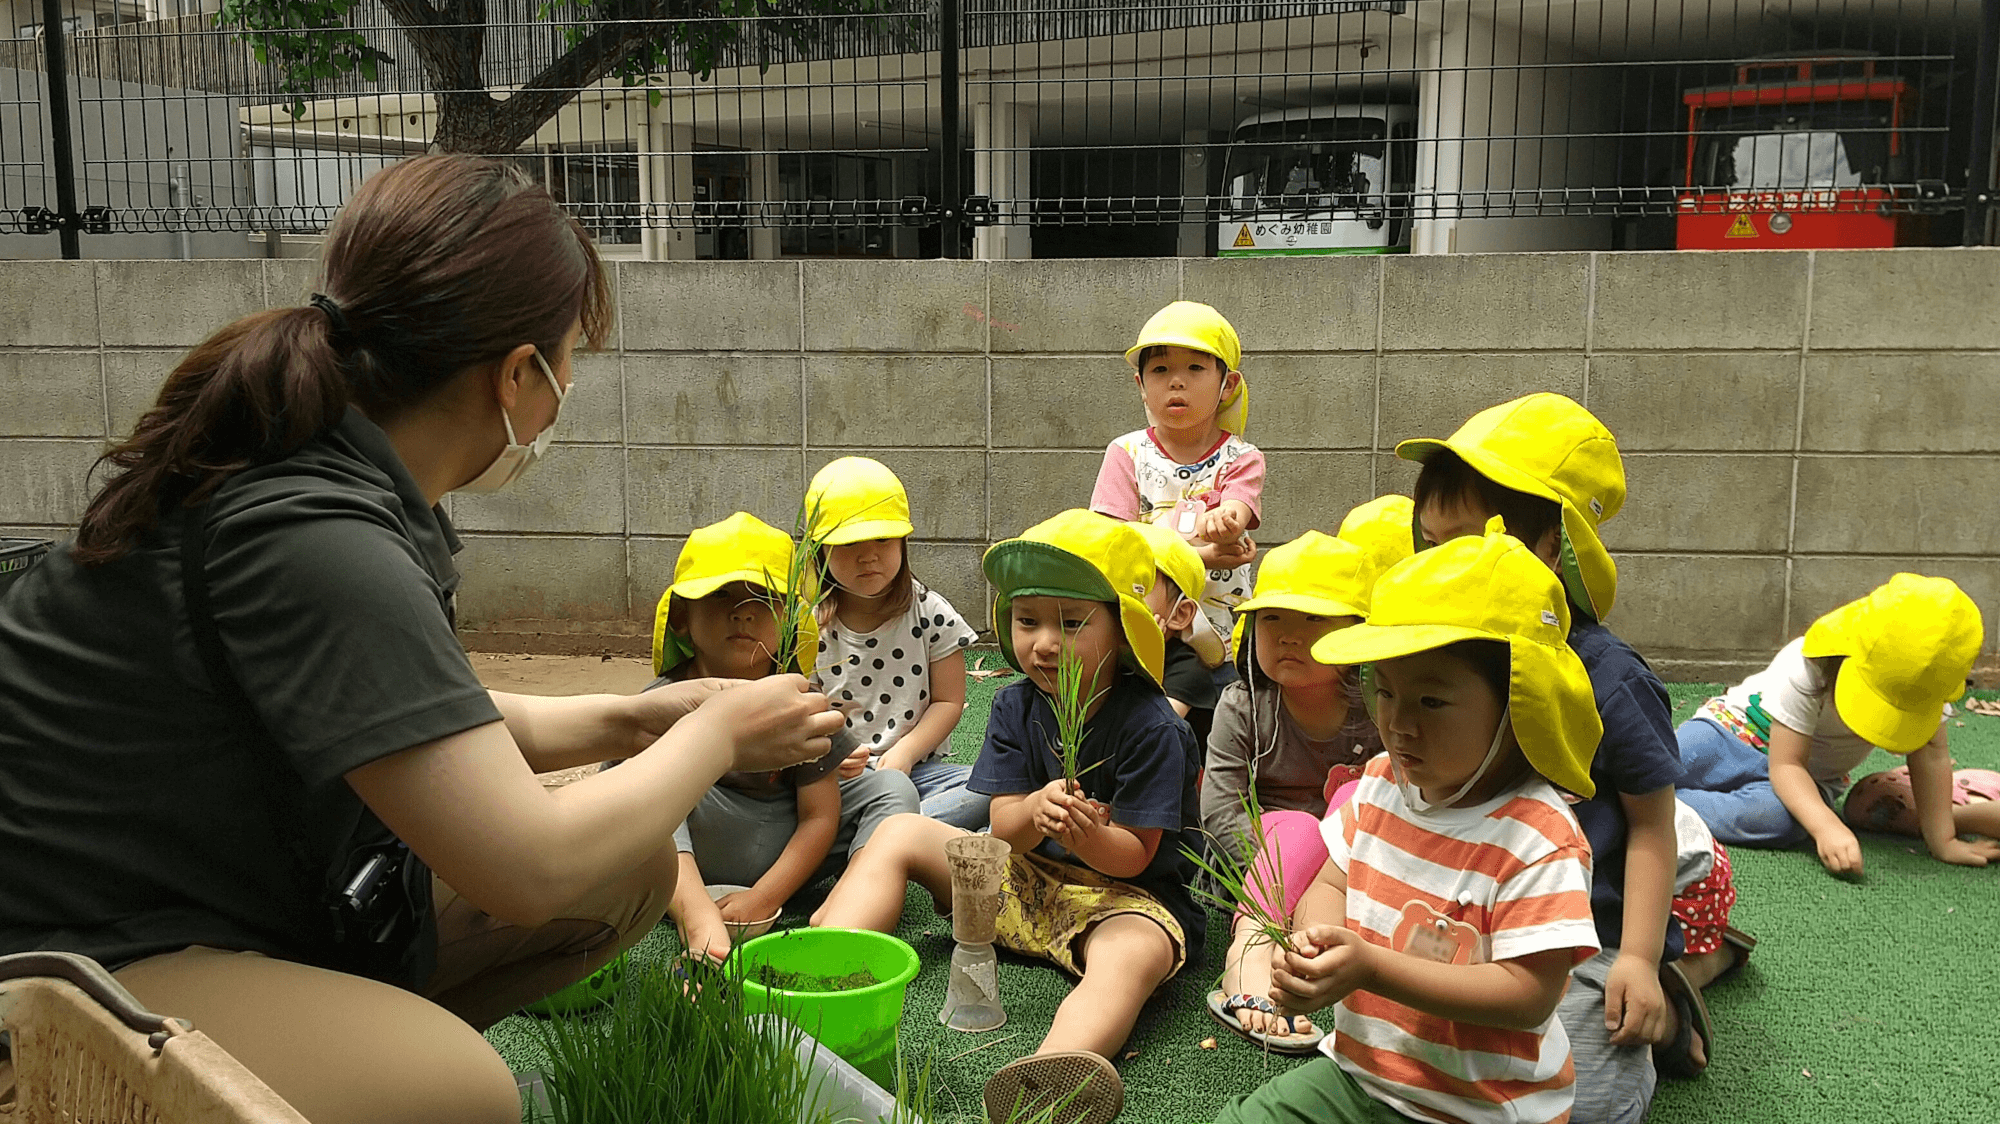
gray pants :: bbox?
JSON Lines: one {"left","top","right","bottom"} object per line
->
{"left": 672, "top": 769, "right": 919, "bottom": 890}
{"left": 1557, "top": 948, "right": 1656, "bottom": 1124}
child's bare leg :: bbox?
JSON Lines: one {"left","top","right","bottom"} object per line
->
{"left": 809, "top": 813, "right": 964, "bottom": 931}
{"left": 1037, "top": 914, "right": 1176, "bottom": 1058}
{"left": 669, "top": 852, "right": 732, "bottom": 962}
{"left": 1954, "top": 800, "right": 2000, "bottom": 839}
{"left": 1677, "top": 947, "right": 1736, "bottom": 992}
{"left": 1217, "top": 916, "right": 1312, "bottom": 1038}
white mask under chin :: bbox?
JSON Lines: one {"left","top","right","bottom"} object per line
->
{"left": 457, "top": 350, "right": 566, "bottom": 494}
{"left": 1391, "top": 702, "right": 1513, "bottom": 817}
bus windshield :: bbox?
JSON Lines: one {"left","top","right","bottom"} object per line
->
{"left": 1223, "top": 118, "right": 1389, "bottom": 216}
{"left": 1691, "top": 103, "right": 1893, "bottom": 189}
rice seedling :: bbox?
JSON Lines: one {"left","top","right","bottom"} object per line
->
{"left": 528, "top": 956, "right": 845, "bottom": 1124}
{"left": 1182, "top": 773, "right": 1297, "bottom": 962}
{"left": 1046, "top": 640, "right": 1108, "bottom": 797}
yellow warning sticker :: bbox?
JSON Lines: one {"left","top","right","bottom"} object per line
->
{"left": 1725, "top": 214, "right": 1758, "bottom": 239}
{"left": 1232, "top": 224, "right": 1255, "bottom": 248}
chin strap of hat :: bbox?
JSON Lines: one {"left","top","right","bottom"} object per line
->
{"left": 1394, "top": 703, "right": 1512, "bottom": 816}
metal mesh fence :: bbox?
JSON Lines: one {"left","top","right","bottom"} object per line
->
{"left": 1, "top": 0, "right": 1994, "bottom": 256}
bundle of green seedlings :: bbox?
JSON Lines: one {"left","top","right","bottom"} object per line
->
{"left": 530, "top": 956, "right": 939, "bottom": 1124}
{"left": 1048, "top": 642, "right": 1108, "bottom": 797}
{"left": 1183, "top": 774, "right": 1299, "bottom": 970}
{"left": 759, "top": 496, "right": 833, "bottom": 676}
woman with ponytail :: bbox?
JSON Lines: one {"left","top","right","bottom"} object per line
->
{"left": 0, "top": 155, "right": 843, "bottom": 1123}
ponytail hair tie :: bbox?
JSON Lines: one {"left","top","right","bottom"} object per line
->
{"left": 309, "top": 293, "right": 351, "bottom": 345}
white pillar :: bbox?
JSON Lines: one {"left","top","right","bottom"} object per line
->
{"left": 1177, "top": 128, "right": 1211, "bottom": 258}
{"left": 749, "top": 149, "right": 781, "bottom": 260}
{"left": 640, "top": 105, "right": 698, "bottom": 261}
{"left": 973, "top": 98, "right": 1033, "bottom": 260}
{"left": 1412, "top": 14, "right": 1467, "bottom": 255}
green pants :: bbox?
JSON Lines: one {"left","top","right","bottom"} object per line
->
{"left": 1213, "top": 1057, "right": 1417, "bottom": 1124}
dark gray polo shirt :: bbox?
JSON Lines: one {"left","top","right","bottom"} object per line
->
{"left": 0, "top": 407, "right": 502, "bottom": 974}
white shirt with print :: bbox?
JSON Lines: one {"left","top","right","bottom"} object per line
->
{"left": 814, "top": 583, "right": 979, "bottom": 758}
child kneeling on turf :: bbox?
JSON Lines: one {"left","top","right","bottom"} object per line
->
{"left": 1216, "top": 520, "right": 1602, "bottom": 1124}
{"left": 813, "top": 510, "right": 1204, "bottom": 1124}
{"left": 651, "top": 513, "right": 918, "bottom": 963}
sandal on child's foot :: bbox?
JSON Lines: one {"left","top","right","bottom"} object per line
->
{"left": 983, "top": 1051, "right": 1124, "bottom": 1124}
{"left": 1717, "top": 926, "right": 1757, "bottom": 980}
{"left": 1205, "top": 990, "right": 1325, "bottom": 1056}
{"left": 1654, "top": 961, "right": 1714, "bottom": 1079}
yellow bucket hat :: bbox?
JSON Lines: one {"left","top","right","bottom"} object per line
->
{"left": 1123, "top": 300, "right": 1249, "bottom": 435}
{"left": 1801, "top": 574, "right": 1984, "bottom": 753}
{"left": 1228, "top": 532, "right": 1373, "bottom": 660}
{"left": 1396, "top": 393, "right": 1625, "bottom": 621}
{"left": 805, "top": 456, "right": 914, "bottom": 546}
{"left": 1311, "top": 517, "right": 1600, "bottom": 798}
{"left": 651, "top": 512, "right": 820, "bottom": 678}
{"left": 983, "top": 510, "right": 1165, "bottom": 687}
{"left": 1336, "top": 494, "right": 1417, "bottom": 586}
{"left": 1125, "top": 520, "right": 1227, "bottom": 667}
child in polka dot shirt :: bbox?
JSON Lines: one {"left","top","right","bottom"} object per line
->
{"left": 807, "top": 458, "right": 986, "bottom": 830}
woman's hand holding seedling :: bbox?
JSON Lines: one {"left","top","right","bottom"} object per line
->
{"left": 1271, "top": 924, "right": 1376, "bottom": 1013}
{"left": 696, "top": 674, "right": 846, "bottom": 773}
{"left": 624, "top": 676, "right": 737, "bottom": 756}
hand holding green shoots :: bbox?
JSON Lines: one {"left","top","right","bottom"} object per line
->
{"left": 1048, "top": 642, "right": 1107, "bottom": 796}
{"left": 1271, "top": 923, "right": 1376, "bottom": 1012}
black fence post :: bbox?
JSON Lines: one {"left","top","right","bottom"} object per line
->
{"left": 938, "top": 0, "right": 962, "bottom": 259}
{"left": 1967, "top": 0, "right": 2000, "bottom": 245}
{"left": 39, "top": 0, "right": 81, "bottom": 260}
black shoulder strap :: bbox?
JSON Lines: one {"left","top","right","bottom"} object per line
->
{"left": 179, "top": 502, "right": 263, "bottom": 723}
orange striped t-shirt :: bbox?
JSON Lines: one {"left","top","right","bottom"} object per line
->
{"left": 1318, "top": 755, "right": 1599, "bottom": 1124}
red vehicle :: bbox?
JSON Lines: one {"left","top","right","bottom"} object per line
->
{"left": 1677, "top": 55, "right": 1911, "bottom": 249}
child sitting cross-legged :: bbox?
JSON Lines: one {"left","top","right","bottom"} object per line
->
{"left": 648, "top": 513, "right": 918, "bottom": 964}
{"left": 812, "top": 510, "right": 1204, "bottom": 1124}
{"left": 1202, "top": 532, "right": 1383, "bottom": 1056}
{"left": 805, "top": 457, "right": 985, "bottom": 829}
{"left": 1216, "top": 520, "right": 1603, "bottom": 1124}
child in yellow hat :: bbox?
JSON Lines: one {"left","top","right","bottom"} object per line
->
{"left": 805, "top": 457, "right": 985, "bottom": 829}
{"left": 645, "top": 513, "right": 918, "bottom": 964}
{"left": 812, "top": 510, "right": 1204, "bottom": 1124}
{"left": 1336, "top": 493, "right": 1416, "bottom": 585}
{"left": 1404, "top": 392, "right": 1740, "bottom": 1093}
{"left": 1200, "top": 532, "right": 1383, "bottom": 1056}
{"left": 1216, "top": 521, "right": 1603, "bottom": 1124}
{"left": 1090, "top": 300, "right": 1265, "bottom": 638}
{"left": 1127, "top": 520, "right": 1229, "bottom": 745}
{"left": 1677, "top": 574, "right": 1997, "bottom": 876}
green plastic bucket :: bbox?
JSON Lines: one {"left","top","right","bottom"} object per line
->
{"left": 523, "top": 951, "right": 627, "bottom": 1017}
{"left": 736, "top": 928, "right": 920, "bottom": 1089}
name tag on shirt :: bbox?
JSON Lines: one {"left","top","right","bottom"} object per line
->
{"left": 1391, "top": 900, "right": 1480, "bottom": 965}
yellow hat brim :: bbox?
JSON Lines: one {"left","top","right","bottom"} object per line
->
{"left": 1234, "top": 590, "right": 1369, "bottom": 621}
{"left": 1831, "top": 667, "right": 1944, "bottom": 754}
{"left": 1312, "top": 621, "right": 1599, "bottom": 798}
{"left": 818, "top": 516, "right": 915, "bottom": 547}
{"left": 651, "top": 572, "right": 820, "bottom": 678}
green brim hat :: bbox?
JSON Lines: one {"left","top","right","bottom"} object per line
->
{"left": 983, "top": 510, "right": 1165, "bottom": 687}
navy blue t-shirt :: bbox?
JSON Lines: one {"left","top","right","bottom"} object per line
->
{"left": 1568, "top": 619, "right": 1685, "bottom": 959}
{"left": 968, "top": 670, "right": 1206, "bottom": 962}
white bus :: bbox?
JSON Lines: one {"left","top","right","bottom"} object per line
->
{"left": 1216, "top": 103, "right": 1418, "bottom": 256}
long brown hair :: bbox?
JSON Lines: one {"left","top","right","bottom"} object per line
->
{"left": 74, "top": 154, "right": 613, "bottom": 564}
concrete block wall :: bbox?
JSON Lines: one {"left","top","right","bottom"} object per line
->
{"left": 3, "top": 250, "right": 1997, "bottom": 680}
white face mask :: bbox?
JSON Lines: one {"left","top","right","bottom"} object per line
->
{"left": 457, "top": 350, "right": 566, "bottom": 494}
{"left": 1390, "top": 702, "right": 1513, "bottom": 817}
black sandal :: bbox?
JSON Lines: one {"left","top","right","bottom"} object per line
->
{"left": 1654, "top": 961, "right": 1713, "bottom": 1079}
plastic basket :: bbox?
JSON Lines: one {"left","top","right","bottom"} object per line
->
{"left": 0, "top": 951, "right": 307, "bottom": 1124}
{"left": 736, "top": 928, "right": 920, "bottom": 1091}
{"left": 0, "top": 539, "right": 52, "bottom": 600}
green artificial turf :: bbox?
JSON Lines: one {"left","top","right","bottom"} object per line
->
{"left": 488, "top": 671, "right": 2000, "bottom": 1123}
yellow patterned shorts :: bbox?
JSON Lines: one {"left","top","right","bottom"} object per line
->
{"left": 992, "top": 851, "right": 1187, "bottom": 979}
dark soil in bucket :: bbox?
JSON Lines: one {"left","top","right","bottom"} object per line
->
{"left": 753, "top": 964, "right": 883, "bottom": 993}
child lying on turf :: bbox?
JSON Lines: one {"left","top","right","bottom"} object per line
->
{"left": 1202, "top": 532, "right": 1383, "bottom": 1055}
{"left": 812, "top": 511, "right": 1204, "bottom": 1124}
{"left": 1215, "top": 521, "right": 1602, "bottom": 1124}
{"left": 647, "top": 513, "right": 917, "bottom": 962}
{"left": 1676, "top": 573, "right": 1997, "bottom": 877}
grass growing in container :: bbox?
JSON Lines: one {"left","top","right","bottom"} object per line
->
{"left": 528, "top": 957, "right": 844, "bottom": 1124}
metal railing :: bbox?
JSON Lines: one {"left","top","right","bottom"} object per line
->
{"left": 3, "top": 0, "right": 1995, "bottom": 258}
